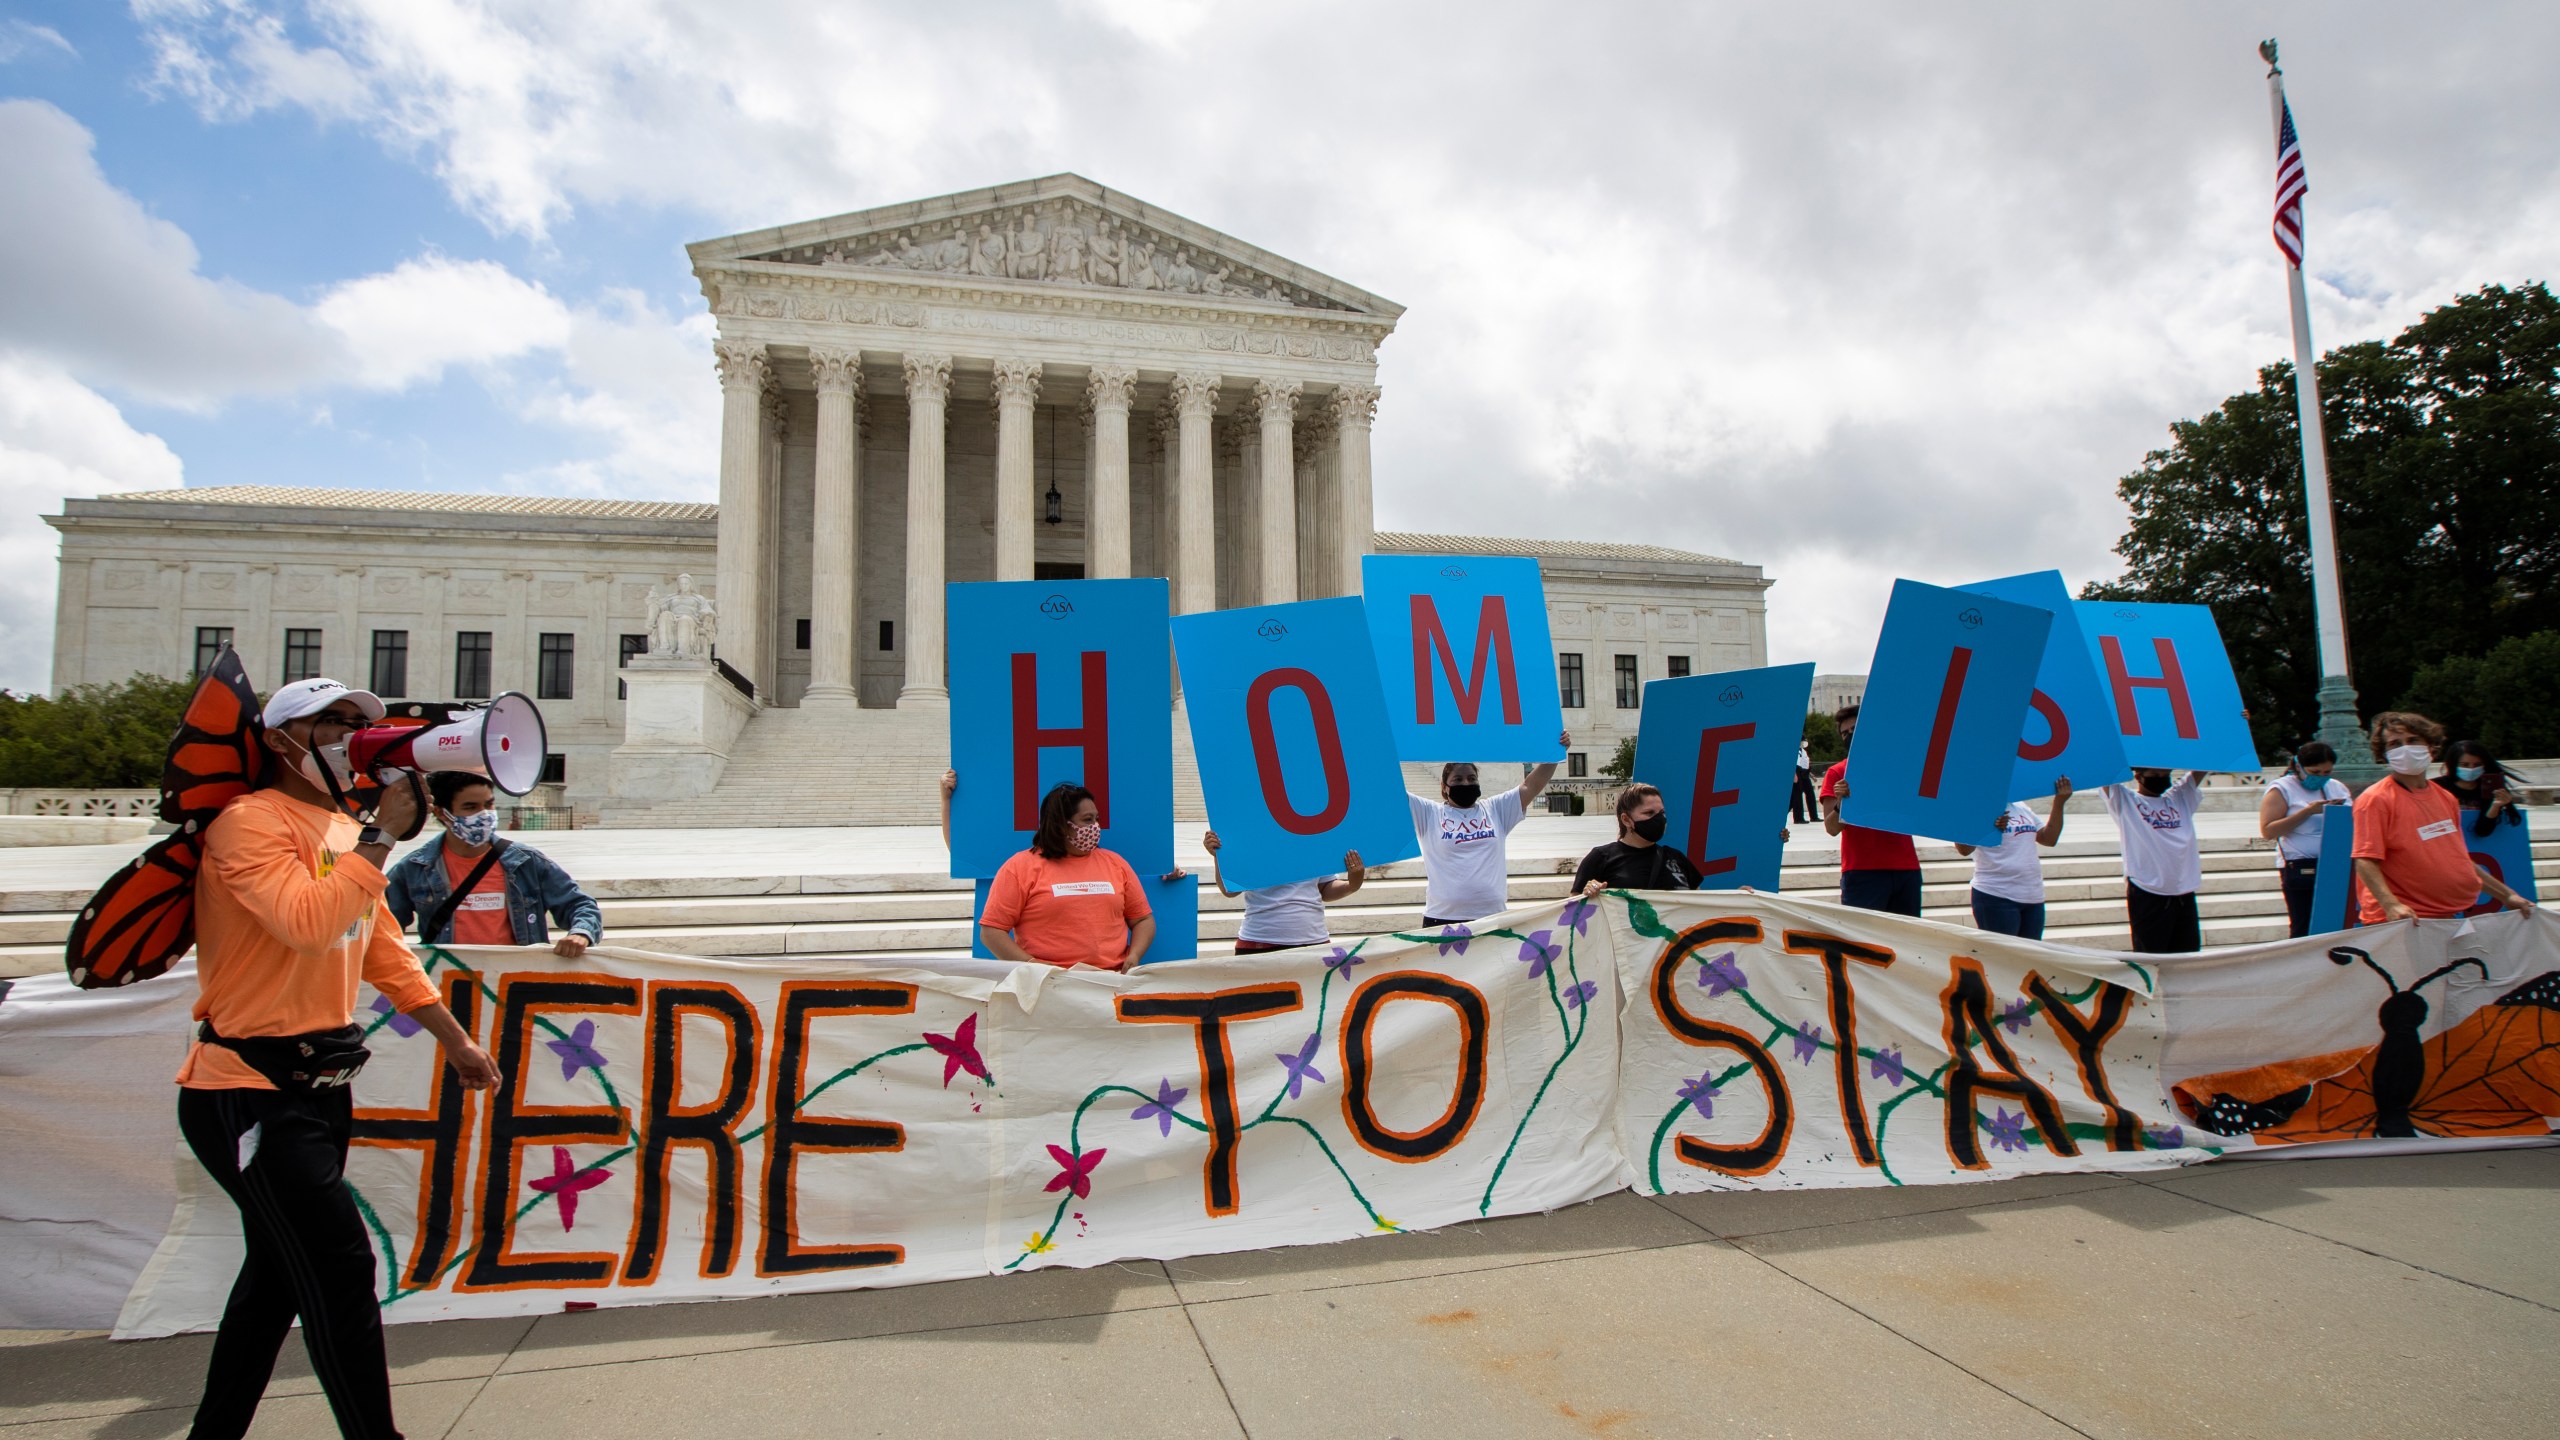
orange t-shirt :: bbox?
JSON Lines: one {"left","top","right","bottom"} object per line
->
{"left": 981, "top": 848, "right": 1152, "bottom": 970}
{"left": 2351, "top": 778, "right": 2481, "bottom": 922}
{"left": 441, "top": 843, "right": 515, "bottom": 946}
{"left": 177, "top": 789, "right": 439, "bottom": 1089}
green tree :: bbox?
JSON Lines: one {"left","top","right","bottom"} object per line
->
{"left": 1802, "top": 711, "right": 1843, "bottom": 766}
{"left": 0, "top": 672, "right": 198, "bottom": 788}
{"left": 1600, "top": 735, "right": 1637, "bottom": 781}
{"left": 2397, "top": 629, "right": 2560, "bottom": 758}
{"left": 2088, "top": 282, "right": 2560, "bottom": 757}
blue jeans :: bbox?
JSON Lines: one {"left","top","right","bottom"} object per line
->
{"left": 1970, "top": 888, "right": 2046, "bottom": 941}
{"left": 1840, "top": 869, "right": 1923, "bottom": 917}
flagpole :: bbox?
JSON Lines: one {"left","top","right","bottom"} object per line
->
{"left": 2259, "top": 39, "right": 2373, "bottom": 778}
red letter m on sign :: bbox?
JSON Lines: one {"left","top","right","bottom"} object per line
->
{"left": 1410, "top": 595, "right": 1521, "bottom": 726}
{"left": 1011, "top": 651, "right": 1110, "bottom": 829}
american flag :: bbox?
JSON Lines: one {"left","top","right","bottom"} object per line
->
{"left": 2272, "top": 98, "right": 2308, "bottom": 266}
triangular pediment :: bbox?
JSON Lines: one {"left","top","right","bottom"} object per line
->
{"left": 688, "top": 175, "right": 1400, "bottom": 318}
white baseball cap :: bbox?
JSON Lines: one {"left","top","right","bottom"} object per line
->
{"left": 261, "top": 677, "right": 386, "bottom": 729}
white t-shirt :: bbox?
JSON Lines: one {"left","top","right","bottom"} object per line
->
{"left": 1969, "top": 802, "right": 2048, "bottom": 904}
{"left": 1409, "top": 787, "right": 1527, "bottom": 922}
{"left": 1238, "top": 879, "right": 1329, "bottom": 947}
{"left": 2265, "top": 773, "right": 2351, "bottom": 862}
{"left": 2103, "top": 776, "right": 2204, "bottom": 896}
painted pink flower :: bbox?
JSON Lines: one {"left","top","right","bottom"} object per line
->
{"left": 1044, "top": 1143, "right": 1105, "bottom": 1199}
{"left": 924, "top": 1013, "right": 991, "bottom": 1087}
{"left": 526, "top": 1145, "right": 610, "bottom": 1230}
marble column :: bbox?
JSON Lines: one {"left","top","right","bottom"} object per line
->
{"left": 805, "top": 347, "right": 863, "bottom": 705}
{"left": 1253, "top": 379, "right": 1301, "bottom": 604}
{"left": 1295, "top": 409, "right": 1339, "bottom": 600}
{"left": 1232, "top": 415, "right": 1261, "bottom": 605}
{"left": 1087, "top": 365, "right": 1136, "bottom": 579}
{"left": 712, "top": 340, "right": 769, "bottom": 693}
{"left": 991, "top": 358, "right": 1042, "bottom": 582}
{"left": 901, "top": 352, "right": 954, "bottom": 704}
{"left": 760, "top": 384, "right": 787, "bottom": 693}
{"left": 1169, "top": 372, "right": 1220, "bottom": 615}
{"left": 1331, "top": 384, "right": 1380, "bottom": 599}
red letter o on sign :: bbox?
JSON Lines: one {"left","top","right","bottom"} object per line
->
{"left": 1247, "top": 668, "right": 1351, "bottom": 835}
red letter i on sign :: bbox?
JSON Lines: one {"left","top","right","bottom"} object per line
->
{"left": 1917, "top": 647, "right": 1973, "bottom": 800}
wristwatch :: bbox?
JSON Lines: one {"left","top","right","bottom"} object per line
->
{"left": 357, "top": 825, "right": 392, "bottom": 848}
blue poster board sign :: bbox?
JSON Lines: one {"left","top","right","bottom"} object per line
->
{"left": 1359, "top": 553, "right": 1565, "bottom": 763}
{"left": 1171, "top": 597, "right": 1420, "bottom": 891}
{"left": 947, "top": 578, "right": 1173, "bottom": 877}
{"left": 1956, "top": 570, "right": 2132, "bottom": 802}
{"left": 1631, "top": 663, "right": 1813, "bottom": 892}
{"left": 972, "top": 871, "right": 1199, "bottom": 966}
{"left": 2306, "top": 804, "right": 2360, "bottom": 936}
{"left": 2466, "top": 816, "right": 2539, "bottom": 914}
{"left": 2071, "top": 600, "right": 2262, "bottom": 773}
{"left": 1842, "top": 579, "right": 2051, "bottom": 846}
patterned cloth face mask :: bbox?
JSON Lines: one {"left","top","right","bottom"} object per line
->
{"left": 1068, "top": 821, "right": 1102, "bottom": 855}
{"left": 445, "top": 810, "right": 501, "bottom": 847}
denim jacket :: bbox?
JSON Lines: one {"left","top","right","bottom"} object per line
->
{"left": 384, "top": 836, "right": 604, "bottom": 947}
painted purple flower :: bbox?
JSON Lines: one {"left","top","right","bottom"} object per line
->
{"left": 1516, "top": 929, "right": 1561, "bottom": 980}
{"left": 1984, "top": 1107, "right": 2030, "bottom": 1153}
{"left": 2145, "top": 1123, "right": 2186, "bottom": 1150}
{"left": 1790, "top": 1022, "right": 1824, "bottom": 1065}
{"left": 1869, "top": 1046, "right": 1906, "bottom": 1089}
{"left": 1562, "top": 979, "right": 1600, "bottom": 1009}
{"left": 1558, "top": 897, "right": 1597, "bottom": 936}
{"left": 1275, "top": 1034, "right": 1327, "bottom": 1099}
{"left": 1676, "top": 1072, "right": 1722, "bottom": 1120}
{"left": 370, "top": 994, "right": 422, "bottom": 1039}
{"left": 1131, "top": 1078, "right": 1190, "bottom": 1137}
{"left": 1323, "top": 945, "right": 1365, "bottom": 979}
{"left": 1695, "top": 952, "right": 1747, "bottom": 997}
{"left": 545, "top": 1018, "right": 608, "bottom": 1081}
{"left": 1998, "top": 998, "right": 2035, "bottom": 1036}
{"left": 1435, "top": 924, "right": 1473, "bottom": 957}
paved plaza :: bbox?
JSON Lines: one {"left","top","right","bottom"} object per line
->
{"left": 6, "top": 1146, "right": 2557, "bottom": 1438}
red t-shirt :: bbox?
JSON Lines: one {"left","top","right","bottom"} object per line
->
{"left": 1822, "top": 760, "right": 1919, "bottom": 872}
{"left": 981, "top": 848, "right": 1152, "bottom": 969}
{"left": 440, "top": 843, "right": 515, "bottom": 946}
{"left": 2351, "top": 779, "right": 2480, "bottom": 922}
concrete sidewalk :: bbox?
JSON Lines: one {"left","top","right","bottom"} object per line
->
{"left": 8, "top": 1148, "right": 2557, "bottom": 1438}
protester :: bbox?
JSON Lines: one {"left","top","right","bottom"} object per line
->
{"left": 1818, "top": 705, "right": 1924, "bottom": 916}
{"left": 179, "top": 677, "right": 498, "bottom": 1440}
{"left": 2355, "top": 713, "right": 2536, "bottom": 924}
{"left": 2260, "top": 741, "right": 2350, "bottom": 938}
{"left": 1953, "top": 778, "right": 2071, "bottom": 939}
{"left": 2102, "top": 767, "right": 2206, "bottom": 954}
{"left": 980, "top": 782, "right": 1157, "bottom": 968}
{"left": 1202, "top": 832, "right": 1365, "bottom": 953}
{"left": 1408, "top": 732, "right": 1568, "bottom": 928}
{"left": 387, "top": 771, "right": 603, "bottom": 956}
{"left": 1574, "top": 782, "right": 1705, "bottom": 895}
{"left": 1790, "top": 738, "right": 1818, "bottom": 825}
{"left": 2435, "top": 739, "right": 2525, "bottom": 838}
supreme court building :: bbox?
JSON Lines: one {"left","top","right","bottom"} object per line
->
{"left": 45, "top": 176, "right": 1770, "bottom": 823}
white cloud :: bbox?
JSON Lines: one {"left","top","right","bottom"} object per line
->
{"left": 314, "top": 255, "right": 574, "bottom": 389}
{"left": 0, "top": 19, "right": 76, "bottom": 63}
{"left": 501, "top": 292, "right": 717, "bottom": 498}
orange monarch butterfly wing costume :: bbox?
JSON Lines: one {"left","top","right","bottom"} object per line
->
{"left": 62, "top": 649, "right": 264, "bottom": 988}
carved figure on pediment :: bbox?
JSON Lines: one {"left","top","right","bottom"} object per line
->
{"left": 1086, "top": 220, "right": 1124, "bottom": 286}
{"left": 1049, "top": 224, "right": 1085, "bottom": 283}
{"left": 647, "top": 573, "right": 717, "bottom": 660}
{"left": 1201, "top": 263, "right": 1232, "bottom": 296}
{"left": 970, "top": 224, "right": 1004, "bottom": 277}
{"left": 926, "top": 231, "right": 965, "bottom": 271}
{"left": 1167, "top": 248, "right": 1200, "bottom": 293}
{"left": 1005, "top": 215, "right": 1043, "bottom": 280}
{"left": 1126, "top": 238, "right": 1158, "bottom": 290}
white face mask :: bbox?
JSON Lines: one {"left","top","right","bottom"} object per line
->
{"left": 2385, "top": 744, "right": 2432, "bottom": 776}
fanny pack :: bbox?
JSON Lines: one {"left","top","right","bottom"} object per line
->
{"left": 198, "top": 1019, "right": 372, "bottom": 1091}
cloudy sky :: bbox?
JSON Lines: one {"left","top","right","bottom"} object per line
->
{"left": 2, "top": 2, "right": 2555, "bottom": 694}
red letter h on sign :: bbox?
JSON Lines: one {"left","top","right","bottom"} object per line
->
{"left": 1011, "top": 651, "right": 1111, "bottom": 829}
{"left": 2098, "top": 636, "right": 2198, "bottom": 740}
{"left": 1411, "top": 594, "right": 1521, "bottom": 726}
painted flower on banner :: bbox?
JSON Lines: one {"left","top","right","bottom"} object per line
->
{"left": 1695, "top": 952, "right": 1747, "bottom": 997}
{"left": 1323, "top": 945, "right": 1365, "bottom": 979}
{"left": 1999, "top": 999, "right": 2035, "bottom": 1036}
{"left": 1517, "top": 929, "right": 1561, "bottom": 980}
{"left": 369, "top": 994, "right": 422, "bottom": 1038}
{"left": 924, "top": 1013, "right": 992, "bottom": 1087}
{"left": 2146, "top": 1124, "right": 2187, "bottom": 1150}
{"left": 1044, "top": 1144, "right": 1106, "bottom": 1198}
{"left": 1436, "top": 924, "right": 1473, "bottom": 956}
{"left": 1676, "top": 1072, "right": 1722, "bottom": 1119}
{"left": 544, "top": 1019, "right": 608, "bottom": 1082}
{"left": 527, "top": 1145, "right": 611, "bottom": 1230}
{"left": 1791, "top": 1022, "right": 1825, "bottom": 1065}
{"left": 1984, "top": 1107, "right": 2030, "bottom": 1153}
{"left": 1563, "top": 979, "right": 1600, "bottom": 1009}
{"left": 1021, "top": 1231, "right": 1057, "bottom": 1255}
{"left": 1276, "top": 1034, "right": 1328, "bottom": 1099}
{"left": 1870, "top": 1046, "right": 1906, "bottom": 1088}
{"left": 1130, "top": 1078, "right": 1190, "bottom": 1137}
{"left": 1558, "top": 897, "right": 1597, "bottom": 936}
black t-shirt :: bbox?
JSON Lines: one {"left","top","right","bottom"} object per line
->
{"left": 1572, "top": 840, "right": 1703, "bottom": 895}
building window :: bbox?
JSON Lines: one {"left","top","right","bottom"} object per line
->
{"left": 282, "top": 629, "right": 322, "bottom": 684}
{"left": 1667, "top": 655, "right": 1690, "bottom": 678}
{"left": 455, "top": 632, "right": 492, "bottom": 699}
{"left": 370, "top": 630, "right": 409, "bottom": 698}
{"left": 1567, "top": 751, "right": 1588, "bottom": 778}
{"left": 618, "top": 633, "right": 646, "bottom": 700}
{"left": 194, "top": 627, "right": 233, "bottom": 677}
{"left": 795, "top": 618, "right": 811, "bottom": 650}
{"left": 879, "top": 620, "right": 896, "bottom": 651}
{"left": 538, "top": 633, "right": 575, "bottom": 700}
{"left": 1614, "top": 654, "right": 1640, "bottom": 709}
{"left": 539, "top": 754, "right": 567, "bottom": 786}
{"left": 1557, "top": 653, "right": 1585, "bottom": 710}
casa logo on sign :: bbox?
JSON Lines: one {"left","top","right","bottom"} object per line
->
{"left": 1718, "top": 686, "right": 1745, "bottom": 707}
{"left": 1256, "top": 618, "right": 1289, "bottom": 642}
{"left": 1438, "top": 564, "right": 1468, "bottom": 580}
{"left": 1039, "top": 594, "right": 1075, "bottom": 619}
{"left": 1956, "top": 607, "right": 1984, "bottom": 630}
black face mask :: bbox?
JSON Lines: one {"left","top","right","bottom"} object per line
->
{"left": 1447, "top": 783, "right": 1482, "bottom": 809}
{"left": 1630, "top": 813, "right": 1668, "bottom": 843}
{"left": 2136, "top": 774, "right": 2171, "bottom": 796}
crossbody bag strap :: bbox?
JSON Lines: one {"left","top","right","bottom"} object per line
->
{"left": 421, "top": 839, "right": 512, "bottom": 943}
